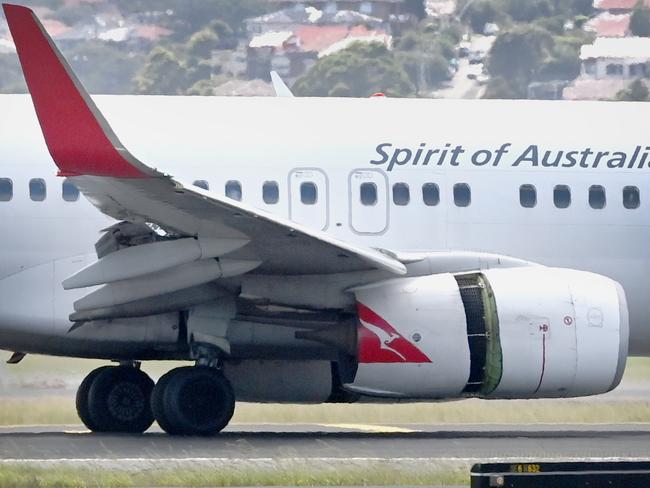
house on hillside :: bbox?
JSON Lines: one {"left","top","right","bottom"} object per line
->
{"left": 564, "top": 37, "right": 650, "bottom": 99}
{"left": 247, "top": 24, "right": 390, "bottom": 79}
{"left": 581, "top": 37, "right": 650, "bottom": 78}
{"left": 246, "top": 3, "right": 391, "bottom": 80}
{"left": 586, "top": 0, "right": 650, "bottom": 37}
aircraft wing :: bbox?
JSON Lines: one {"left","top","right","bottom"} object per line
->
{"left": 3, "top": 4, "right": 407, "bottom": 278}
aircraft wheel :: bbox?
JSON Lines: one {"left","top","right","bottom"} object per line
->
{"left": 76, "top": 366, "right": 112, "bottom": 432}
{"left": 151, "top": 366, "right": 235, "bottom": 436}
{"left": 86, "top": 366, "right": 155, "bottom": 433}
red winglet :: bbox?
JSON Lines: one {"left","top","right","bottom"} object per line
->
{"left": 3, "top": 4, "right": 148, "bottom": 178}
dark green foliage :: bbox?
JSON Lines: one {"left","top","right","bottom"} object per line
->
{"left": 533, "top": 15, "right": 566, "bottom": 35}
{"left": 186, "top": 79, "right": 216, "bottom": 96}
{"left": 460, "top": 0, "right": 593, "bottom": 33}
{"left": 394, "top": 22, "right": 461, "bottom": 93}
{"left": 293, "top": 42, "right": 415, "bottom": 97}
{"left": 504, "top": 0, "right": 553, "bottom": 22}
{"left": 187, "top": 29, "right": 220, "bottom": 59}
{"left": 617, "top": 79, "right": 650, "bottom": 101}
{"left": 483, "top": 76, "right": 526, "bottom": 98}
{"left": 462, "top": 0, "right": 500, "bottom": 33}
{"left": 488, "top": 25, "right": 553, "bottom": 81}
{"left": 630, "top": 0, "right": 650, "bottom": 37}
{"left": 404, "top": 0, "right": 427, "bottom": 19}
{"left": 484, "top": 21, "right": 590, "bottom": 98}
{"left": 135, "top": 47, "right": 188, "bottom": 95}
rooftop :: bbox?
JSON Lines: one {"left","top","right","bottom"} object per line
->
{"left": 594, "top": 0, "right": 650, "bottom": 9}
{"left": 580, "top": 36, "right": 650, "bottom": 59}
{"left": 249, "top": 30, "right": 294, "bottom": 48}
{"left": 584, "top": 12, "right": 630, "bottom": 37}
{"left": 295, "top": 24, "right": 390, "bottom": 55}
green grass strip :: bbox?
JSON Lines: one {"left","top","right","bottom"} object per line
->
{"left": 0, "top": 463, "right": 469, "bottom": 487}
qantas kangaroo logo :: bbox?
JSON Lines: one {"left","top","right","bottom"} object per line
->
{"left": 357, "top": 302, "right": 432, "bottom": 364}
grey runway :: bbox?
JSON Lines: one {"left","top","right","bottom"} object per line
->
{"left": 1, "top": 423, "right": 650, "bottom": 462}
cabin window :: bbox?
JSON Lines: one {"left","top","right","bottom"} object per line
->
{"left": 225, "top": 180, "right": 242, "bottom": 201}
{"left": 422, "top": 183, "right": 440, "bottom": 206}
{"left": 263, "top": 181, "right": 279, "bottom": 204}
{"left": 392, "top": 183, "right": 410, "bottom": 206}
{"left": 453, "top": 183, "right": 471, "bottom": 207}
{"left": 589, "top": 185, "right": 606, "bottom": 209}
{"left": 519, "top": 184, "right": 537, "bottom": 208}
{"left": 193, "top": 180, "right": 209, "bottom": 191}
{"left": 62, "top": 180, "right": 80, "bottom": 202}
{"left": 360, "top": 182, "right": 377, "bottom": 206}
{"left": 0, "top": 178, "right": 12, "bottom": 202}
{"left": 29, "top": 178, "right": 46, "bottom": 202}
{"left": 300, "top": 182, "right": 317, "bottom": 205}
{"left": 623, "top": 186, "right": 640, "bottom": 209}
{"left": 554, "top": 185, "right": 571, "bottom": 209}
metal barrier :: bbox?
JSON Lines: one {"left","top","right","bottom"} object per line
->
{"left": 471, "top": 461, "right": 650, "bottom": 487}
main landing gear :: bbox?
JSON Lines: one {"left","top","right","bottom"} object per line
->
{"left": 76, "top": 365, "right": 235, "bottom": 436}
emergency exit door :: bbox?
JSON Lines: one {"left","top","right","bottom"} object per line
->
{"left": 349, "top": 169, "right": 388, "bottom": 234}
{"left": 289, "top": 168, "right": 329, "bottom": 230}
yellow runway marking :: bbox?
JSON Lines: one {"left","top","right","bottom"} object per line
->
{"left": 322, "top": 423, "right": 418, "bottom": 433}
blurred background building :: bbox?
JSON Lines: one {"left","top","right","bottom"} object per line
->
{"left": 0, "top": 0, "right": 649, "bottom": 100}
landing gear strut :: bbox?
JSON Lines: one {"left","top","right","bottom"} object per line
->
{"left": 76, "top": 365, "right": 155, "bottom": 433}
{"left": 151, "top": 366, "right": 235, "bottom": 436}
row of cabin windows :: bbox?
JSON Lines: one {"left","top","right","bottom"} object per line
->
{"left": 520, "top": 184, "right": 640, "bottom": 210}
{"left": 201, "top": 179, "right": 642, "bottom": 211}
{"left": 386, "top": 182, "right": 640, "bottom": 210}
{"left": 0, "top": 178, "right": 80, "bottom": 202}
{"left": 0, "top": 178, "right": 641, "bottom": 211}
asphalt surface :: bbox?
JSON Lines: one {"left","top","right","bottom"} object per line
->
{"left": 1, "top": 423, "right": 650, "bottom": 463}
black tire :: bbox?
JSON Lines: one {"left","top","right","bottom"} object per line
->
{"left": 87, "top": 367, "right": 155, "bottom": 434}
{"left": 151, "top": 367, "right": 183, "bottom": 435}
{"left": 153, "top": 366, "right": 235, "bottom": 436}
{"left": 76, "top": 366, "right": 112, "bottom": 432}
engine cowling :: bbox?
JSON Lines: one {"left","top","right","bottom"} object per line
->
{"left": 347, "top": 267, "right": 629, "bottom": 400}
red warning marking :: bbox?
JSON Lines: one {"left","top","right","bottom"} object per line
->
{"left": 564, "top": 316, "right": 573, "bottom": 326}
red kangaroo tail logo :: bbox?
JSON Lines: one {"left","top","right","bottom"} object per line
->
{"left": 357, "top": 302, "right": 432, "bottom": 364}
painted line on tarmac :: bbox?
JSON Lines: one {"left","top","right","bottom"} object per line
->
{"left": 320, "top": 423, "right": 419, "bottom": 433}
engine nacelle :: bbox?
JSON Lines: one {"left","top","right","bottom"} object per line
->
{"left": 347, "top": 267, "right": 629, "bottom": 400}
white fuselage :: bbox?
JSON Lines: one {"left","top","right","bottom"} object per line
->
{"left": 1, "top": 95, "right": 649, "bottom": 355}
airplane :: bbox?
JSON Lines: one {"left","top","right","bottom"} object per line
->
{"left": 0, "top": 3, "right": 643, "bottom": 435}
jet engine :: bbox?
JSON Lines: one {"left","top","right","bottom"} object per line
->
{"left": 346, "top": 267, "right": 629, "bottom": 400}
